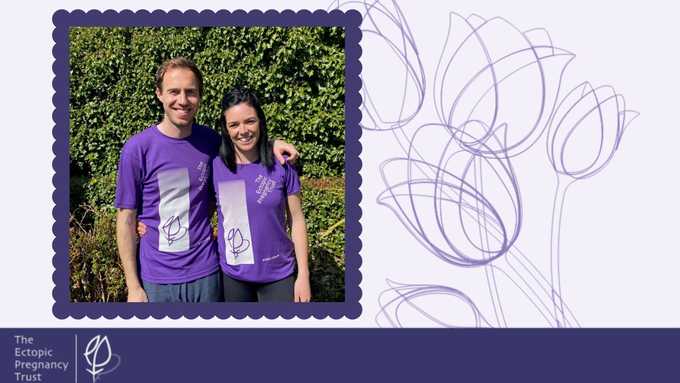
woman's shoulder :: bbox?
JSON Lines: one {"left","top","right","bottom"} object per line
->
{"left": 211, "top": 156, "right": 237, "bottom": 179}
{"left": 266, "top": 159, "right": 290, "bottom": 176}
{"left": 277, "top": 159, "right": 301, "bottom": 176}
{"left": 211, "top": 155, "right": 224, "bottom": 166}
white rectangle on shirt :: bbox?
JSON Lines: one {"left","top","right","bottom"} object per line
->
{"left": 157, "top": 168, "right": 191, "bottom": 252}
{"left": 218, "top": 180, "right": 255, "bottom": 265}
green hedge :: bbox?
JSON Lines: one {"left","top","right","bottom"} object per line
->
{"left": 70, "top": 178, "right": 345, "bottom": 302}
{"left": 70, "top": 26, "right": 345, "bottom": 209}
{"left": 301, "top": 178, "right": 345, "bottom": 302}
{"left": 70, "top": 206, "right": 126, "bottom": 302}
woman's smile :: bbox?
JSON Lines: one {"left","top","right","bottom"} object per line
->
{"left": 225, "top": 102, "right": 261, "bottom": 163}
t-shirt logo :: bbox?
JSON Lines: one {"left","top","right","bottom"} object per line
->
{"left": 254, "top": 174, "right": 277, "bottom": 204}
{"left": 226, "top": 227, "right": 251, "bottom": 259}
{"left": 161, "top": 215, "right": 189, "bottom": 246}
{"left": 157, "top": 168, "right": 191, "bottom": 252}
{"left": 196, "top": 161, "right": 209, "bottom": 192}
{"left": 218, "top": 180, "right": 255, "bottom": 265}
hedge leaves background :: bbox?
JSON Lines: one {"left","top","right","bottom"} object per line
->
{"left": 69, "top": 26, "right": 346, "bottom": 302}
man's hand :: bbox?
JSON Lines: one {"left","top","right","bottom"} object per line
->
{"left": 294, "top": 275, "right": 311, "bottom": 303}
{"left": 127, "top": 286, "right": 148, "bottom": 302}
{"left": 272, "top": 139, "right": 299, "bottom": 165}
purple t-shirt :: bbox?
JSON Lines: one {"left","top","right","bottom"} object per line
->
{"left": 212, "top": 158, "right": 301, "bottom": 283}
{"left": 115, "top": 124, "right": 220, "bottom": 283}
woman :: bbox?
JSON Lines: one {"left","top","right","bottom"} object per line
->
{"left": 213, "top": 88, "right": 311, "bottom": 302}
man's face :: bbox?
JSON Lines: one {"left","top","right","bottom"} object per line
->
{"left": 155, "top": 67, "right": 201, "bottom": 129}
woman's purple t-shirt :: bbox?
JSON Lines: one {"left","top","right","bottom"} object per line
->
{"left": 212, "top": 158, "right": 301, "bottom": 283}
{"left": 115, "top": 124, "right": 220, "bottom": 284}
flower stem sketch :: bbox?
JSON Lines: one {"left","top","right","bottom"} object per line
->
{"left": 330, "top": 0, "right": 638, "bottom": 327}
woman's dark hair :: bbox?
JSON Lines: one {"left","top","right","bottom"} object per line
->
{"left": 217, "top": 88, "right": 273, "bottom": 173}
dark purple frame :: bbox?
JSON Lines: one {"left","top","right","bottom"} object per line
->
{"left": 52, "top": 9, "right": 362, "bottom": 319}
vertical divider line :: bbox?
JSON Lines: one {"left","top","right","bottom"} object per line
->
{"left": 74, "top": 334, "right": 78, "bottom": 383}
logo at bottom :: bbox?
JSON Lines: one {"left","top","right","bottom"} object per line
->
{"left": 83, "top": 335, "right": 121, "bottom": 382}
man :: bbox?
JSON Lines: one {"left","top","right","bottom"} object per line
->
{"left": 115, "top": 57, "right": 297, "bottom": 302}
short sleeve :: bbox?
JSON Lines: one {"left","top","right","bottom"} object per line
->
{"left": 114, "top": 141, "right": 143, "bottom": 210}
{"left": 283, "top": 162, "right": 301, "bottom": 196}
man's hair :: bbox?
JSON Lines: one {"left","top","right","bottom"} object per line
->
{"left": 217, "top": 87, "right": 273, "bottom": 173}
{"left": 154, "top": 57, "right": 204, "bottom": 97}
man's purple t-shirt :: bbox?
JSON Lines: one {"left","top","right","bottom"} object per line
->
{"left": 212, "top": 158, "right": 301, "bottom": 283}
{"left": 115, "top": 124, "right": 220, "bottom": 284}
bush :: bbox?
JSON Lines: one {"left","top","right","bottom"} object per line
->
{"left": 69, "top": 178, "right": 345, "bottom": 302}
{"left": 302, "top": 177, "right": 345, "bottom": 301}
{"left": 70, "top": 206, "right": 126, "bottom": 302}
{"left": 69, "top": 26, "right": 345, "bottom": 209}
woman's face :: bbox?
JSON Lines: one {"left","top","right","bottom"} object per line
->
{"left": 224, "top": 102, "right": 261, "bottom": 159}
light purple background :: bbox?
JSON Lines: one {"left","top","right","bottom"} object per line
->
{"left": 1, "top": 0, "right": 678, "bottom": 327}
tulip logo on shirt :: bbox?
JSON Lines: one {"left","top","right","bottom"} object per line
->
{"left": 161, "top": 215, "right": 188, "bottom": 246}
{"left": 227, "top": 227, "right": 251, "bottom": 258}
{"left": 83, "top": 335, "right": 121, "bottom": 382}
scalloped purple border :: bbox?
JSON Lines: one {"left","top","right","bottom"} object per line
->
{"left": 52, "top": 9, "right": 363, "bottom": 320}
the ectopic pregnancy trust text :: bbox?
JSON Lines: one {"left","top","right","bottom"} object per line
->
{"left": 13, "top": 335, "right": 69, "bottom": 382}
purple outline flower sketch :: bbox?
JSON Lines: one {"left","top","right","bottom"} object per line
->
{"left": 330, "top": 0, "right": 637, "bottom": 327}
{"left": 227, "top": 227, "right": 251, "bottom": 259}
{"left": 546, "top": 82, "right": 638, "bottom": 326}
{"left": 161, "top": 215, "right": 188, "bottom": 246}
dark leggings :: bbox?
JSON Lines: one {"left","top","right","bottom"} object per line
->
{"left": 222, "top": 273, "right": 295, "bottom": 302}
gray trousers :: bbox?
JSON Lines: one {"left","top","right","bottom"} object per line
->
{"left": 142, "top": 271, "right": 223, "bottom": 302}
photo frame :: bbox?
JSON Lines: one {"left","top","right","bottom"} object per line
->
{"left": 52, "top": 9, "right": 363, "bottom": 319}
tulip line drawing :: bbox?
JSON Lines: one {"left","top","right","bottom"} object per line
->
{"left": 83, "top": 335, "right": 121, "bottom": 382}
{"left": 161, "top": 215, "right": 188, "bottom": 246}
{"left": 328, "top": 0, "right": 426, "bottom": 161}
{"left": 546, "top": 82, "right": 638, "bottom": 326}
{"left": 376, "top": 279, "right": 493, "bottom": 327}
{"left": 330, "top": 0, "right": 636, "bottom": 327}
{"left": 227, "top": 227, "right": 251, "bottom": 259}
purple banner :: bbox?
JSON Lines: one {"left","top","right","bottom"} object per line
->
{"left": 1, "top": 328, "right": 676, "bottom": 382}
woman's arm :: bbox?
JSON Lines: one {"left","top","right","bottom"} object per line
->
{"left": 286, "top": 193, "right": 311, "bottom": 302}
